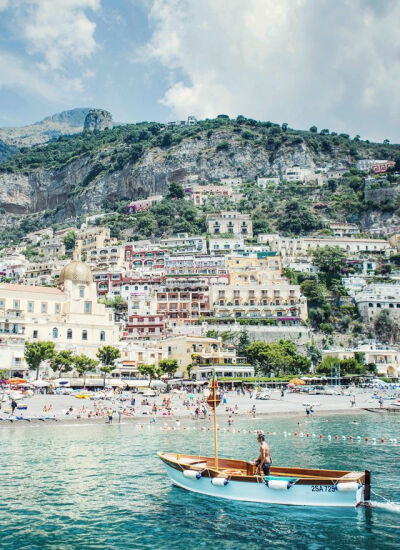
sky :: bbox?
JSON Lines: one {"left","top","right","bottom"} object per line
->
{"left": 0, "top": 0, "right": 399, "bottom": 142}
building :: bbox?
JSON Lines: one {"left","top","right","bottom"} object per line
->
{"left": 126, "top": 195, "right": 163, "bottom": 214}
{"left": 329, "top": 222, "right": 359, "bottom": 237}
{"left": 356, "top": 159, "right": 395, "bottom": 173}
{"left": 0, "top": 258, "right": 119, "bottom": 377}
{"left": 257, "top": 176, "right": 280, "bottom": 188}
{"left": 156, "top": 275, "right": 212, "bottom": 325}
{"left": 190, "top": 185, "right": 233, "bottom": 206}
{"left": 283, "top": 166, "right": 323, "bottom": 184}
{"left": 87, "top": 245, "right": 125, "bottom": 269}
{"left": 258, "top": 234, "right": 390, "bottom": 256}
{"left": 207, "top": 212, "right": 253, "bottom": 237}
{"left": 125, "top": 314, "right": 166, "bottom": 340}
{"left": 37, "top": 238, "right": 66, "bottom": 258}
{"left": 124, "top": 246, "right": 165, "bottom": 270}
{"left": 76, "top": 226, "right": 114, "bottom": 256}
{"left": 160, "top": 335, "right": 251, "bottom": 378}
{"left": 322, "top": 343, "right": 399, "bottom": 378}
{"left": 209, "top": 237, "right": 244, "bottom": 253}
{"left": 355, "top": 284, "right": 400, "bottom": 322}
{"left": 158, "top": 233, "right": 207, "bottom": 254}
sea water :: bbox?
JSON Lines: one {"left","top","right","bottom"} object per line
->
{"left": 0, "top": 414, "right": 399, "bottom": 549}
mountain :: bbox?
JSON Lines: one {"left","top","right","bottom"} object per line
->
{"left": 0, "top": 108, "right": 91, "bottom": 150}
{"left": 0, "top": 114, "right": 399, "bottom": 240}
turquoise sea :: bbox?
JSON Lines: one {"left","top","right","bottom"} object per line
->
{"left": 0, "top": 414, "right": 399, "bottom": 550}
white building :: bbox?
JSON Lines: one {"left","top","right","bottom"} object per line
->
{"left": 355, "top": 284, "right": 400, "bottom": 322}
{"left": 0, "top": 259, "right": 119, "bottom": 377}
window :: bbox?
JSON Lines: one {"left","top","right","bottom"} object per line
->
{"left": 67, "top": 329, "right": 72, "bottom": 339}
{"left": 33, "top": 330, "right": 38, "bottom": 339}
{"left": 0, "top": 299, "right": 3, "bottom": 309}
{"left": 84, "top": 301, "right": 92, "bottom": 314}
{"left": 55, "top": 303, "right": 60, "bottom": 314}
{"left": 41, "top": 302, "right": 47, "bottom": 313}
{"left": 100, "top": 331, "right": 105, "bottom": 341}
{"left": 79, "top": 286, "right": 85, "bottom": 298}
{"left": 82, "top": 330, "right": 88, "bottom": 340}
{"left": 28, "top": 301, "right": 34, "bottom": 313}
{"left": 13, "top": 300, "right": 20, "bottom": 309}
{"left": 52, "top": 327, "right": 58, "bottom": 339}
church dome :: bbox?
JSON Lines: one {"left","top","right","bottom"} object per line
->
{"left": 58, "top": 260, "right": 93, "bottom": 286}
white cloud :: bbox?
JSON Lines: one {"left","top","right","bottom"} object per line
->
{"left": 19, "top": 0, "right": 100, "bottom": 70}
{"left": 144, "top": 0, "right": 400, "bottom": 141}
{"left": 0, "top": 0, "right": 9, "bottom": 11}
{"left": 0, "top": 50, "right": 84, "bottom": 102}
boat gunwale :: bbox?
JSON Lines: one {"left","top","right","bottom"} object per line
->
{"left": 158, "top": 452, "right": 366, "bottom": 485}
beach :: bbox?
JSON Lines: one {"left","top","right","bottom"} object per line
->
{"left": 1, "top": 387, "right": 396, "bottom": 427}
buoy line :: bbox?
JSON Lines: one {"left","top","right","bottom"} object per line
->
{"left": 134, "top": 424, "right": 398, "bottom": 444}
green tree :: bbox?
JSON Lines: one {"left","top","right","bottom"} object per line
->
{"left": 158, "top": 359, "right": 179, "bottom": 377}
{"left": 237, "top": 330, "right": 251, "bottom": 359}
{"left": 246, "top": 340, "right": 310, "bottom": 376}
{"left": 137, "top": 363, "right": 161, "bottom": 386}
{"left": 74, "top": 354, "right": 98, "bottom": 386}
{"left": 24, "top": 341, "right": 55, "bottom": 380}
{"left": 307, "top": 344, "right": 322, "bottom": 368}
{"left": 63, "top": 230, "right": 77, "bottom": 251}
{"left": 311, "top": 246, "right": 347, "bottom": 277}
{"left": 96, "top": 345, "right": 121, "bottom": 387}
{"left": 50, "top": 350, "right": 74, "bottom": 378}
{"left": 374, "top": 310, "right": 397, "bottom": 344}
{"left": 167, "top": 182, "right": 185, "bottom": 199}
{"left": 309, "top": 126, "right": 318, "bottom": 133}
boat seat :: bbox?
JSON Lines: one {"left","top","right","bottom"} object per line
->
{"left": 179, "top": 458, "right": 206, "bottom": 465}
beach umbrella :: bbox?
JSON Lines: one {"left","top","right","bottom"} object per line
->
{"left": 7, "top": 378, "right": 27, "bottom": 385}
{"left": 32, "top": 380, "right": 49, "bottom": 387}
{"left": 289, "top": 378, "right": 305, "bottom": 385}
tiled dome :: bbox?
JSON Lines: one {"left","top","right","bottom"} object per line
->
{"left": 58, "top": 260, "right": 93, "bottom": 285}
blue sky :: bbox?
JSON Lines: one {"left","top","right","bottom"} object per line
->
{"left": 0, "top": 0, "right": 399, "bottom": 142}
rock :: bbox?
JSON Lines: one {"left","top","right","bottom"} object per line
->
{"left": 84, "top": 109, "right": 113, "bottom": 132}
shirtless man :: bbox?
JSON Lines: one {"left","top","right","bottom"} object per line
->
{"left": 254, "top": 433, "right": 272, "bottom": 476}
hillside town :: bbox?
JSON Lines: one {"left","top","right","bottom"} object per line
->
{"left": 1, "top": 156, "right": 400, "bottom": 387}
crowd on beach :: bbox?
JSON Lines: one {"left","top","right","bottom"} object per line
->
{"left": 0, "top": 384, "right": 398, "bottom": 424}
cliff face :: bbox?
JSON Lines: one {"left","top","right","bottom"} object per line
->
{"left": 84, "top": 109, "right": 113, "bottom": 132}
{"left": 0, "top": 129, "right": 354, "bottom": 221}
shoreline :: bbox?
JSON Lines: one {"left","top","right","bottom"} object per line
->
{"left": 0, "top": 407, "right": 374, "bottom": 428}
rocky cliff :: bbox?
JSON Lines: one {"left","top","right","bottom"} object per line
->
{"left": 0, "top": 115, "right": 399, "bottom": 230}
{"left": 84, "top": 109, "right": 113, "bottom": 132}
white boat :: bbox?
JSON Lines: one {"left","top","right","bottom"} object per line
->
{"left": 158, "top": 452, "right": 370, "bottom": 507}
{"left": 159, "top": 371, "right": 371, "bottom": 507}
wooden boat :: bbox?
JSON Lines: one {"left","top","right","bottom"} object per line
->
{"left": 159, "top": 372, "right": 371, "bottom": 507}
{"left": 158, "top": 452, "right": 370, "bottom": 507}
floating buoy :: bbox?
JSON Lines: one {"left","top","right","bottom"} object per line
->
{"left": 349, "top": 436, "right": 353, "bottom": 441}
{"left": 306, "top": 433, "right": 310, "bottom": 437}
{"left": 334, "top": 435, "right": 339, "bottom": 440}
{"left": 294, "top": 432, "right": 298, "bottom": 437}
{"left": 365, "top": 437, "right": 369, "bottom": 442}
{"left": 320, "top": 434, "right": 323, "bottom": 439}
{"left": 381, "top": 438, "right": 385, "bottom": 443}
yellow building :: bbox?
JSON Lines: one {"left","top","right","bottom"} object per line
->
{"left": 160, "top": 335, "right": 253, "bottom": 379}
{"left": 0, "top": 258, "right": 119, "bottom": 377}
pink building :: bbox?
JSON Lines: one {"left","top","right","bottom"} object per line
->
{"left": 126, "top": 195, "right": 163, "bottom": 214}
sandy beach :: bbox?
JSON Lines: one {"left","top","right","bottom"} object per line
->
{"left": 0, "top": 388, "right": 397, "bottom": 427}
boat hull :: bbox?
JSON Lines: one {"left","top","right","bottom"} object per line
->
{"left": 161, "top": 459, "right": 365, "bottom": 508}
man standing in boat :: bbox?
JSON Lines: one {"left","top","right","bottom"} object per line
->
{"left": 254, "top": 433, "right": 272, "bottom": 476}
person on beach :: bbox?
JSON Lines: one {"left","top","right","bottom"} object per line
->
{"left": 379, "top": 396, "right": 384, "bottom": 409}
{"left": 251, "top": 405, "right": 256, "bottom": 418}
{"left": 11, "top": 399, "right": 17, "bottom": 415}
{"left": 107, "top": 408, "right": 113, "bottom": 423}
{"left": 280, "top": 389, "right": 285, "bottom": 400}
{"left": 254, "top": 433, "right": 272, "bottom": 476}
{"left": 350, "top": 395, "right": 356, "bottom": 407}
